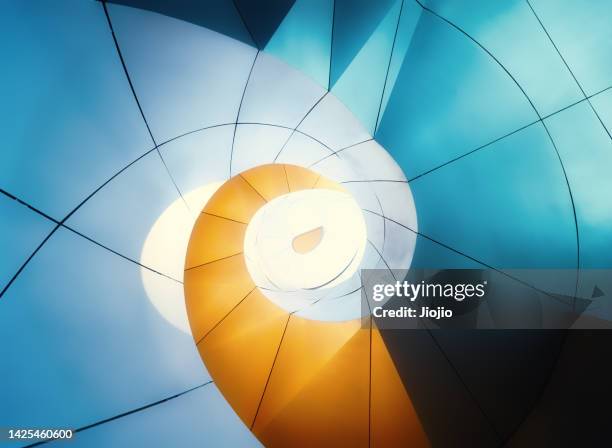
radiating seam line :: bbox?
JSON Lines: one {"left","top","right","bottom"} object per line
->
{"left": 23, "top": 381, "right": 214, "bottom": 447}
{"left": 373, "top": 248, "right": 502, "bottom": 442}
{"left": 239, "top": 173, "right": 269, "bottom": 203}
{"left": 374, "top": 0, "right": 405, "bottom": 135}
{"left": 414, "top": 0, "right": 580, "bottom": 302}
{"left": 102, "top": 1, "right": 188, "bottom": 211}
{"left": 231, "top": 0, "right": 258, "bottom": 48}
{"left": 196, "top": 286, "right": 257, "bottom": 346}
{"left": 0, "top": 189, "right": 181, "bottom": 296}
{"left": 273, "top": 91, "right": 329, "bottom": 162}
{"left": 526, "top": 0, "right": 612, "bottom": 141}
{"left": 282, "top": 165, "right": 291, "bottom": 192}
{"left": 230, "top": 51, "right": 260, "bottom": 177}
{"left": 185, "top": 252, "right": 243, "bottom": 271}
{"left": 251, "top": 314, "right": 291, "bottom": 429}
{"left": 201, "top": 211, "right": 249, "bottom": 225}
{"left": 425, "top": 329, "right": 503, "bottom": 442}
{"left": 340, "top": 85, "right": 612, "bottom": 185}
{"left": 63, "top": 224, "right": 182, "bottom": 284}
{"left": 0, "top": 224, "right": 60, "bottom": 299}
{"left": 328, "top": 0, "right": 336, "bottom": 90}
{"left": 363, "top": 208, "right": 577, "bottom": 307}
{"left": 308, "top": 138, "right": 374, "bottom": 167}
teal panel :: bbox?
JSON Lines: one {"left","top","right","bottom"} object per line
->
{"left": 376, "top": 13, "right": 537, "bottom": 179}
{"left": 0, "top": 195, "right": 55, "bottom": 292}
{"left": 108, "top": 4, "right": 257, "bottom": 144}
{"left": 411, "top": 234, "right": 484, "bottom": 269}
{"left": 424, "top": 0, "right": 583, "bottom": 117}
{"left": 408, "top": 123, "right": 577, "bottom": 269}
{"left": 376, "top": 0, "right": 423, "bottom": 133}
{"left": 329, "top": 0, "right": 395, "bottom": 87}
{"left": 590, "top": 88, "right": 612, "bottom": 137}
{"left": 544, "top": 101, "right": 612, "bottom": 268}
{"left": 528, "top": 0, "right": 612, "bottom": 95}
{"left": 331, "top": 0, "right": 402, "bottom": 134}
{"left": 265, "top": 0, "right": 333, "bottom": 89}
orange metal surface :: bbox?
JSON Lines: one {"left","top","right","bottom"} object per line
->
{"left": 198, "top": 288, "right": 290, "bottom": 426}
{"left": 184, "top": 213, "right": 246, "bottom": 269}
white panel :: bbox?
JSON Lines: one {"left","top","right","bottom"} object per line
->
{"left": 231, "top": 124, "right": 292, "bottom": 175}
{"left": 338, "top": 139, "right": 406, "bottom": 181}
{"left": 66, "top": 152, "right": 188, "bottom": 280}
{"left": 160, "top": 125, "right": 234, "bottom": 209}
{"left": 239, "top": 52, "right": 326, "bottom": 128}
{"left": 369, "top": 180, "right": 418, "bottom": 231}
{"left": 108, "top": 4, "right": 257, "bottom": 143}
{"left": 298, "top": 93, "right": 372, "bottom": 150}
{"left": 275, "top": 131, "right": 331, "bottom": 167}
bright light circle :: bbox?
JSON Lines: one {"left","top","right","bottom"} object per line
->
{"left": 244, "top": 189, "right": 367, "bottom": 308}
{"left": 140, "top": 182, "right": 222, "bottom": 334}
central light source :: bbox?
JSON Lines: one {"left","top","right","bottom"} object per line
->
{"left": 244, "top": 189, "right": 367, "bottom": 310}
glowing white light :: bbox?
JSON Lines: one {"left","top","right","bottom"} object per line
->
{"left": 139, "top": 182, "right": 223, "bottom": 334}
{"left": 244, "top": 189, "right": 367, "bottom": 313}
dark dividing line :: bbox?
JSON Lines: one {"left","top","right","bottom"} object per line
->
{"left": 201, "top": 211, "right": 249, "bottom": 225}
{"left": 406, "top": 120, "right": 536, "bottom": 182}
{"left": 282, "top": 165, "right": 291, "bottom": 192}
{"left": 341, "top": 85, "right": 612, "bottom": 185}
{"left": 0, "top": 188, "right": 60, "bottom": 224}
{"left": 367, "top": 239, "right": 394, "bottom": 280}
{"left": 374, "top": 193, "right": 387, "bottom": 253}
{"left": 185, "top": 252, "right": 243, "bottom": 272}
{"left": 196, "top": 286, "right": 256, "bottom": 346}
{"left": 0, "top": 189, "right": 183, "bottom": 296}
{"left": 0, "top": 224, "right": 61, "bottom": 299}
{"left": 24, "top": 381, "right": 214, "bottom": 447}
{"left": 425, "top": 329, "right": 503, "bottom": 442}
{"left": 230, "top": 51, "right": 260, "bottom": 177}
{"left": 0, "top": 117, "right": 346, "bottom": 298}
{"left": 101, "top": 1, "right": 155, "bottom": 146}
{"left": 328, "top": 0, "right": 336, "bottom": 91}
{"left": 372, "top": 248, "right": 503, "bottom": 443}
{"left": 273, "top": 92, "right": 329, "bottom": 162}
{"left": 309, "top": 138, "right": 374, "bottom": 167}
{"left": 363, "top": 208, "right": 578, "bottom": 307}
{"left": 251, "top": 314, "right": 292, "bottom": 429}
{"left": 414, "top": 0, "right": 581, "bottom": 304}
{"left": 156, "top": 123, "right": 234, "bottom": 149}
{"left": 239, "top": 173, "right": 269, "bottom": 203}
{"left": 60, "top": 147, "right": 158, "bottom": 224}
{"left": 374, "top": 0, "right": 405, "bottom": 136}
{"left": 526, "top": 0, "right": 612, "bottom": 142}
{"left": 63, "top": 225, "right": 182, "bottom": 284}
{"left": 101, "top": 2, "right": 187, "bottom": 209}
{"left": 231, "top": 0, "right": 258, "bottom": 48}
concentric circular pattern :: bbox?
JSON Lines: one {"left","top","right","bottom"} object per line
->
{"left": 184, "top": 164, "right": 428, "bottom": 447}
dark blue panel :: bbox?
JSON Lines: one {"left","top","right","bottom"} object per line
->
{"left": 234, "top": 0, "right": 296, "bottom": 49}
{"left": 106, "top": 0, "right": 254, "bottom": 46}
